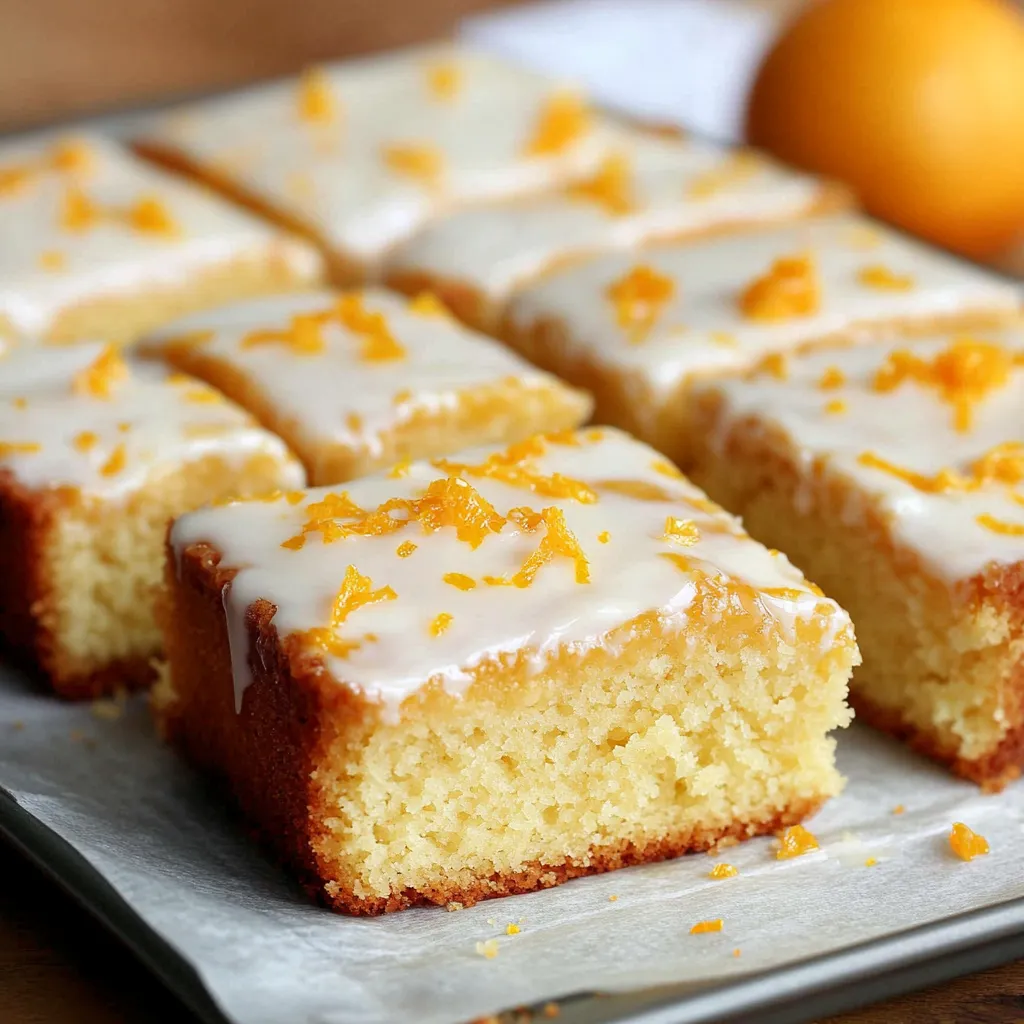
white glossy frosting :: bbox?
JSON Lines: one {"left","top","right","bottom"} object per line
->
{"left": 169, "top": 428, "right": 852, "bottom": 716}
{"left": 386, "top": 133, "right": 826, "bottom": 303}
{"left": 506, "top": 215, "right": 1021, "bottom": 428}
{"left": 141, "top": 288, "right": 585, "bottom": 465}
{"left": 0, "top": 346, "right": 304, "bottom": 497}
{"left": 0, "top": 133, "right": 321, "bottom": 338}
{"left": 142, "top": 45, "right": 615, "bottom": 267}
{"left": 695, "top": 330, "right": 1024, "bottom": 584}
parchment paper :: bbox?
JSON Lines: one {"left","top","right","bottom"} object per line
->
{"left": 1, "top": 663, "right": 1022, "bottom": 1024}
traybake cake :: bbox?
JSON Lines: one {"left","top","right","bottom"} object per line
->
{"left": 0, "top": 133, "right": 322, "bottom": 344}
{"left": 386, "top": 132, "right": 845, "bottom": 332}
{"left": 136, "top": 45, "right": 613, "bottom": 282}
{"left": 687, "top": 330, "right": 1024, "bottom": 789}
{"left": 140, "top": 288, "right": 592, "bottom": 485}
{"left": 157, "top": 427, "right": 857, "bottom": 914}
{"left": 501, "top": 214, "right": 1021, "bottom": 466}
{"left": 0, "top": 344, "right": 303, "bottom": 698}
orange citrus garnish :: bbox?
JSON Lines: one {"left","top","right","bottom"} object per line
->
{"left": 0, "top": 441, "right": 41, "bottom": 457}
{"left": 300, "top": 566, "right": 395, "bottom": 658}
{"left": 566, "top": 153, "right": 633, "bottom": 215}
{"left": 128, "top": 196, "right": 179, "bottom": 236}
{"left": 687, "top": 151, "right": 760, "bottom": 198}
{"left": 524, "top": 92, "right": 590, "bottom": 156}
{"left": 297, "top": 66, "right": 337, "bottom": 123}
{"left": 949, "top": 821, "right": 989, "bottom": 861}
{"left": 426, "top": 61, "right": 461, "bottom": 101}
{"left": 709, "top": 864, "right": 738, "bottom": 880}
{"left": 430, "top": 612, "right": 453, "bottom": 636}
{"left": 739, "top": 254, "right": 820, "bottom": 321}
{"left": 776, "top": 824, "right": 819, "bottom": 859}
{"left": 382, "top": 143, "right": 444, "bottom": 185}
{"left": 484, "top": 506, "right": 590, "bottom": 588}
{"left": 690, "top": 919, "right": 724, "bottom": 935}
{"left": 99, "top": 443, "right": 127, "bottom": 477}
{"left": 72, "top": 346, "right": 128, "bottom": 399}
{"left": 858, "top": 264, "right": 914, "bottom": 290}
{"left": 606, "top": 264, "right": 676, "bottom": 341}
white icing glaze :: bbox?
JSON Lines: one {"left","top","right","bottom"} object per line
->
{"left": 140, "top": 288, "right": 584, "bottom": 467}
{"left": 142, "top": 45, "right": 615, "bottom": 267}
{"left": 506, "top": 214, "right": 1022, "bottom": 426}
{"left": 694, "top": 329, "right": 1024, "bottom": 583}
{"left": 169, "top": 428, "right": 852, "bottom": 716}
{"left": 0, "top": 133, "right": 321, "bottom": 338}
{"left": 0, "top": 346, "right": 304, "bottom": 497}
{"left": 386, "top": 133, "right": 826, "bottom": 303}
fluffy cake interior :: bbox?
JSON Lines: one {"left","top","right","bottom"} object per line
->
{"left": 38, "top": 452, "right": 292, "bottom": 697}
{"left": 314, "top": 623, "right": 853, "bottom": 912}
{"left": 688, "top": 411, "right": 1024, "bottom": 788}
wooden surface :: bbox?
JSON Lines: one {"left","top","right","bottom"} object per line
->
{"left": 1, "top": 837, "right": 1023, "bottom": 1024}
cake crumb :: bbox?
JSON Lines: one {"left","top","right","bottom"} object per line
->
{"left": 91, "top": 689, "right": 126, "bottom": 721}
{"left": 543, "top": 1003, "right": 561, "bottom": 1018}
{"left": 709, "top": 863, "right": 738, "bottom": 880}
{"left": 864, "top": 857, "right": 877, "bottom": 867}
{"left": 949, "top": 822, "right": 990, "bottom": 861}
{"left": 776, "top": 824, "right": 819, "bottom": 859}
{"left": 732, "top": 948, "right": 741, "bottom": 958}
{"left": 475, "top": 939, "right": 500, "bottom": 960}
{"left": 506, "top": 923, "right": 520, "bottom": 935}
{"left": 445, "top": 901, "right": 464, "bottom": 912}
{"left": 892, "top": 804, "right": 905, "bottom": 815}
{"left": 608, "top": 895, "right": 618, "bottom": 902}
{"left": 690, "top": 918, "right": 723, "bottom": 935}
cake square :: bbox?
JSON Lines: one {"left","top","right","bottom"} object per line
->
{"left": 0, "top": 133, "right": 324, "bottom": 344}
{"left": 687, "top": 330, "right": 1024, "bottom": 789}
{"left": 157, "top": 427, "right": 856, "bottom": 914}
{"left": 501, "top": 214, "right": 1021, "bottom": 466}
{"left": 136, "top": 45, "right": 614, "bottom": 281}
{"left": 139, "top": 288, "right": 592, "bottom": 485}
{"left": 0, "top": 344, "right": 304, "bottom": 698}
{"left": 385, "top": 133, "right": 847, "bottom": 332}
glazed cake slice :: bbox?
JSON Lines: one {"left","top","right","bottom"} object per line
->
{"left": 385, "top": 133, "right": 846, "bottom": 332}
{"left": 0, "top": 344, "right": 304, "bottom": 697}
{"left": 501, "top": 214, "right": 1021, "bottom": 467}
{"left": 687, "top": 331, "right": 1024, "bottom": 789}
{"left": 136, "top": 45, "right": 613, "bottom": 282}
{"left": 157, "top": 427, "right": 857, "bottom": 914}
{"left": 139, "top": 288, "right": 591, "bottom": 485}
{"left": 0, "top": 134, "right": 323, "bottom": 344}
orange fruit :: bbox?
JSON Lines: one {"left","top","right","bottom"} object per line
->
{"left": 746, "top": 0, "right": 1024, "bottom": 259}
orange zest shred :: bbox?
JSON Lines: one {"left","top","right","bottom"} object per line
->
{"left": 484, "top": 506, "right": 590, "bottom": 588}
{"left": 38, "top": 250, "right": 66, "bottom": 271}
{"left": 689, "top": 919, "right": 723, "bottom": 935}
{"left": 128, "top": 195, "right": 180, "bottom": 236}
{"left": 949, "top": 821, "right": 989, "bottom": 861}
{"left": 388, "top": 459, "right": 412, "bottom": 479}
{"left": 738, "top": 254, "right": 820, "bottom": 321}
{"left": 297, "top": 66, "right": 337, "bottom": 123}
{"left": 396, "top": 541, "right": 417, "bottom": 557}
{"left": 758, "top": 352, "right": 789, "bottom": 380}
{"left": 407, "top": 291, "right": 450, "bottom": 317}
{"left": 443, "top": 572, "right": 477, "bottom": 591}
{"left": 776, "top": 824, "right": 819, "bottom": 859}
{"left": 871, "top": 338, "right": 1013, "bottom": 432}
{"left": 73, "top": 431, "right": 99, "bottom": 452}
{"left": 893, "top": 804, "right": 905, "bottom": 815}
{"left": 597, "top": 530, "right": 611, "bottom": 543}
{"left": 824, "top": 399, "right": 847, "bottom": 415}
{"left": 382, "top": 142, "right": 444, "bottom": 185}
{"left": 99, "top": 443, "right": 127, "bottom": 477}
{"left": 651, "top": 458, "right": 682, "bottom": 479}
{"left": 72, "top": 346, "right": 128, "bottom": 399}
{"left": 864, "top": 857, "right": 878, "bottom": 867}
{"left": 299, "top": 567, "right": 395, "bottom": 658}
{"left": 659, "top": 551, "right": 693, "bottom": 574}
{"left": 565, "top": 153, "right": 633, "bottom": 215}
{"left": 818, "top": 366, "right": 846, "bottom": 390}
{"left": 605, "top": 264, "right": 675, "bottom": 341}
{"left": 664, "top": 516, "right": 700, "bottom": 546}
{"left": 709, "top": 863, "right": 738, "bottom": 880}
{"left": 858, "top": 264, "right": 914, "bottom": 291}
{"left": 426, "top": 61, "right": 461, "bottom": 101}
{"left": 524, "top": 91, "right": 590, "bottom": 156}
{"left": 336, "top": 293, "right": 407, "bottom": 362}
{"left": 430, "top": 612, "right": 453, "bottom": 636}
{"left": 976, "top": 512, "right": 1024, "bottom": 536}
{"left": 435, "top": 435, "right": 597, "bottom": 504}
{"left": 50, "top": 138, "right": 93, "bottom": 173}
{"left": 0, "top": 441, "right": 41, "bottom": 457}
{"left": 60, "top": 186, "right": 100, "bottom": 231}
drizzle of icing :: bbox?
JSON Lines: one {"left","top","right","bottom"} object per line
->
{"left": 505, "top": 215, "right": 1021, "bottom": 429}
{"left": 145, "top": 45, "right": 613, "bottom": 267}
{"left": 169, "top": 428, "right": 852, "bottom": 717}
{"left": 695, "top": 329, "right": 1024, "bottom": 582}
{"left": 0, "top": 133, "right": 321, "bottom": 338}
{"left": 140, "top": 288, "right": 586, "bottom": 480}
{"left": 0, "top": 345, "right": 303, "bottom": 497}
